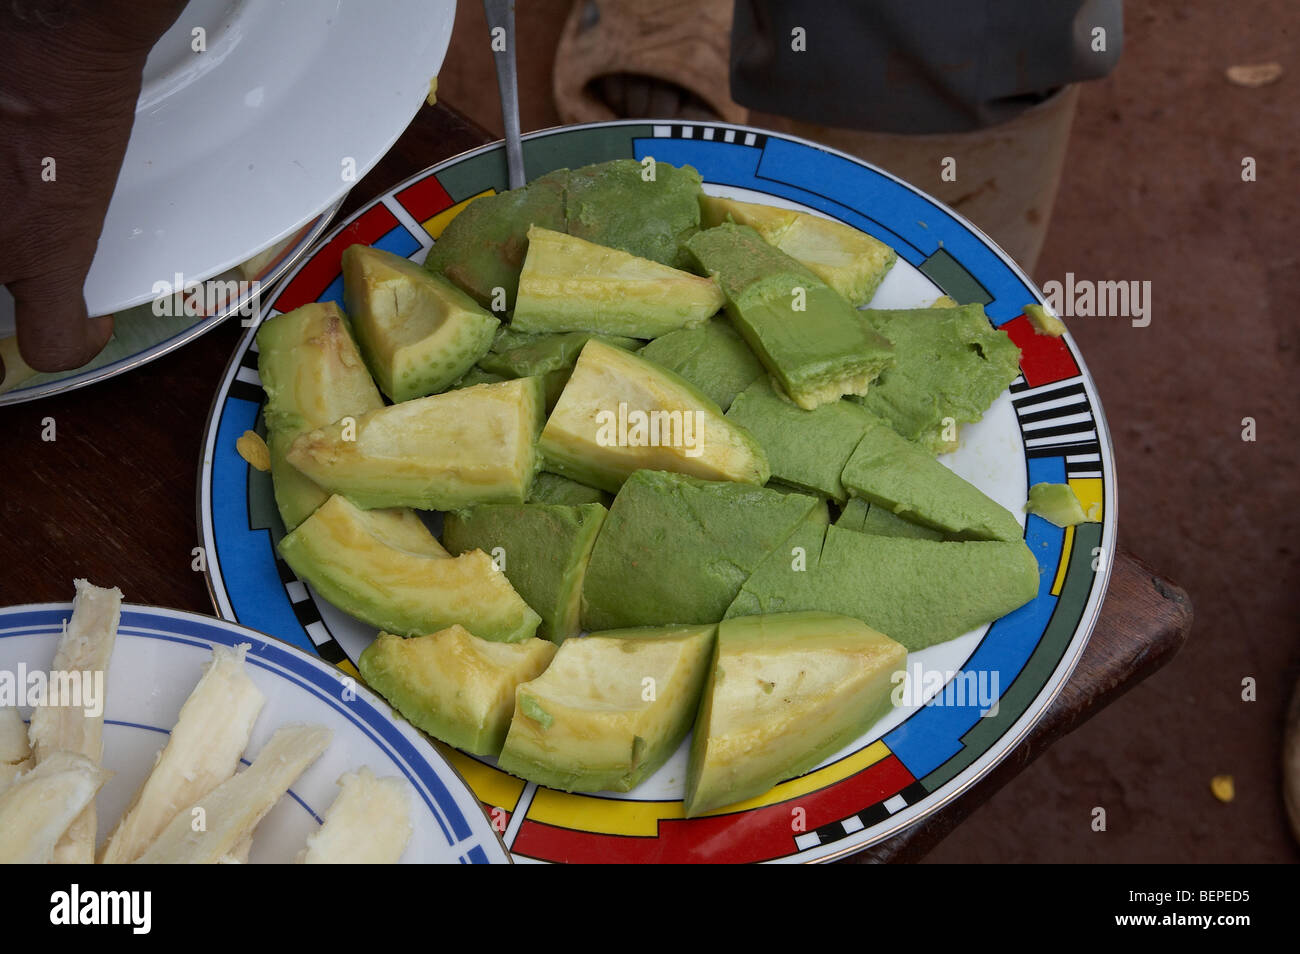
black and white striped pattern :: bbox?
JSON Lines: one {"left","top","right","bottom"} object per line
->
{"left": 793, "top": 781, "right": 929, "bottom": 852}
{"left": 230, "top": 342, "right": 264, "bottom": 405}
{"left": 651, "top": 124, "right": 768, "bottom": 149}
{"left": 1010, "top": 378, "right": 1102, "bottom": 475}
{"left": 277, "top": 556, "right": 347, "bottom": 665}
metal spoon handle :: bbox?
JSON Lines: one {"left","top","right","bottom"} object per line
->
{"left": 482, "top": 0, "right": 525, "bottom": 189}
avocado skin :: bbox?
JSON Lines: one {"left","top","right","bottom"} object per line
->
{"left": 684, "top": 611, "right": 906, "bottom": 817}
{"left": 425, "top": 160, "right": 702, "bottom": 311}
{"left": 840, "top": 413, "right": 1023, "bottom": 542}
{"left": 580, "top": 470, "right": 823, "bottom": 630}
{"left": 637, "top": 318, "right": 764, "bottom": 412}
{"left": 443, "top": 503, "right": 608, "bottom": 642}
{"left": 726, "top": 377, "right": 875, "bottom": 502}
{"left": 727, "top": 525, "right": 1040, "bottom": 651}
{"left": 850, "top": 304, "right": 1022, "bottom": 452}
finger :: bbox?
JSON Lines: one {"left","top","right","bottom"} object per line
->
{"left": 9, "top": 266, "right": 115, "bottom": 372}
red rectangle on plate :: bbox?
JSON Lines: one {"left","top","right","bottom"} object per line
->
{"left": 273, "top": 204, "right": 399, "bottom": 312}
{"left": 395, "top": 176, "right": 454, "bottom": 223}
{"left": 1001, "top": 314, "right": 1080, "bottom": 388}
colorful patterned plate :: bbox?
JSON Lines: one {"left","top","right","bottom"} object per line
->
{"left": 0, "top": 601, "right": 510, "bottom": 863}
{"left": 198, "top": 121, "right": 1117, "bottom": 863}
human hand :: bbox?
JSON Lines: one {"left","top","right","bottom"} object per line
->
{"left": 0, "top": 0, "right": 187, "bottom": 374}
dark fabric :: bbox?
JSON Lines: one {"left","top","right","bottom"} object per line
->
{"left": 730, "top": 0, "right": 1123, "bottom": 133}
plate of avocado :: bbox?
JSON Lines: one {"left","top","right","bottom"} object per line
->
{"left": 197, "top": 120, "right": 1116, "bottom": 863}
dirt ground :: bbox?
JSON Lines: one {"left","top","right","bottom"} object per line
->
{"left": 440, "top": 0, "right": 1299, "bottom": 862}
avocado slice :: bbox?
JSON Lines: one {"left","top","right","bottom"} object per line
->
{"left": 538, "top": 339, "right": 769, "bottom": 492}
{"left": 850, "top": 304, "right": 1022, "bottom": 453}
{"left": 512, "top": 227, "right": 723, "bottom": 338}
{"left": 684, "top": 612, "right": 906, "bottom": 817}
{"left": 834, "top": 497, "right": 946, "bottom": 540}
{"left": 1024, "top": 482, "right": 1098, "bottom": 527}
{"left": 255, "top": 302, "right": 385, "bottom": 531}
{"left": 840, "top": 413, "right": 1023, "bottom": 542}
{"left": 727, "top": 524, "right": 1039, "bottom": 651}
{"left": 442, "top": 503, "right": 608, "bottom": 642}
{"left": 424, "top": 169, "right": 568, "bottom": 309}
{"left": 452, "top": 366, "right": 508, "bottom": 389}
{"left": 278, "top": 495, "right": 541, "bottom": 642}
{"left": 496, "top": 623, "right": 716, "bottom": 793}
{"left": 1025, "top": 303, "right": 1067, "bottom": 337}
{"left": 636, "top": 318, "right": 764, "bottom": 411}
{"left": 341, "top": 244, "right": 499, "bottom": 403}
{"left": 477, "top": 330, "right": 639, "bottom": 410}
{"left": 359, "top": 627, "right": 556, "bottom": 756}
{"left": 726, "top": 377, "right": 876, "bottom": 502}
{"left": 687, "top": 223, "right": 894, "bottom": 410}
{"left": 425, "top": 159, "right": 702, "bottom": 311}
{"left": 699, "top": 196, "right": 897, "bottom": 306}
{"left": 527, "top": 471, "right": 612, "bottom": 507}
{"left": 580, "top": 470, "right": 824, "bottom": 630}
{"left": 286, "top": 376, "right": 545, "bottom": 511}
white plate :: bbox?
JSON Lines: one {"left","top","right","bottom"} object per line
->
{"left": 85, "top": 0, "right": 454, "bottom": 314}
{"left": 198, "top": 121, "right": 1117, "bottom": 863}
{"left": 0, "top": 601, "right": 510, "bottom": 864}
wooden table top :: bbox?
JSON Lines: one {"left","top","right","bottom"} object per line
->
{"left": 0, "top": 101, "right": 1194, "bottom": 862}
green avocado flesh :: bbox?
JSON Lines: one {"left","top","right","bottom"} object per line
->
{"left": 726, "top": 377, "right": 875, "bottom": 502}
{"left": 699, "top": 196, "right": 897, "bottom": 306}
{"left": 850, "top": 304, "right": 1022, "bottom": 453}
{"left": 278, "top": 495, "right": 541, "bottom": 642}
{"left": 425, "top": 159, "right": 702, "bottom": 311}
{"left": 497, "top": 623, "right": 716, "bottom": 793}
{"left": 477, "top": 330, "right": 639, "bottom": 410}
{"left": 834, "top": 497, "right": 946, "bottom": 540}
{"left": 442, "top": 503, "right": 608, "bottom": 642}
{"left": 727, "top": 524, "right": 1040, "bottom": 651}
{"left": 286, "top": 376, "right": 545, "bottom": 510}
{"left": 686, "top": 223, "right": 894, "bottom": 409}
{"left": 538, "top": 339, "right": 769, "bottom": 492}
{"left": 256, "top": 302, "right": 385, "bottom": 530}
{"left": 341, "top": 244, "right": 499, "bottom": 402}
{"left": 1025, "top": 303, "right": 1067, "bottom": 337}
{"left": 684, "top": 612, "right": 906, "bottom": 816}
{"left": 359, "top": 627, "right": 556, "bottom": 756}
{"left": 1024, "top": 482, "right": 1096, "bottom": 527}
{"left": 453, "top": 366, "right": 508, "bottom": 389}
{"left": 840, "top": 414, "right": 1023, "bottom": 542}
{"left": 580, "top": 470, "right": 824, "bottom": 630}
{"left": 636, "top": 318, "right": 764, "bottom": 411}
{"left": 527, "top": 471, "right": 612, "bottom": 506}
{"left": 512, "top": 227, "right": 724, "bottom": 337}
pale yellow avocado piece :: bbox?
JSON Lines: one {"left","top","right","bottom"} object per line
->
{"left": 685, "top": 611, "right": 906, "bottom": 817}
{"left": 512, "top": 226, "right": 724, "bottom": 337}
{"left": 1024, "top": 482, "right": 1097, "bottom": 527}
{"left": 538, "top": 339, "right": 769, "bottom": 492}
{"left": 286, "top": 376, "right": 545, "bottom": 510}
{"left": 278, "top": 495, "right": 540, "bottom": 642}
{"left": 1025, "top": 303, "right": 1068, "bottom": 337}
{"left": 359, "top": 626, "right": 556, "bottom": 756}
{"left": 342, "top": 244, "right": 499, "bottom": 403}
{"left": 699, "top": 195, "right": 897, "bottom": 306}
{"left": 497, "top": 624, "right": 716, "bottom": 793}
{"left": 256, "top": 301, "right": 386, "bottom": 530}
